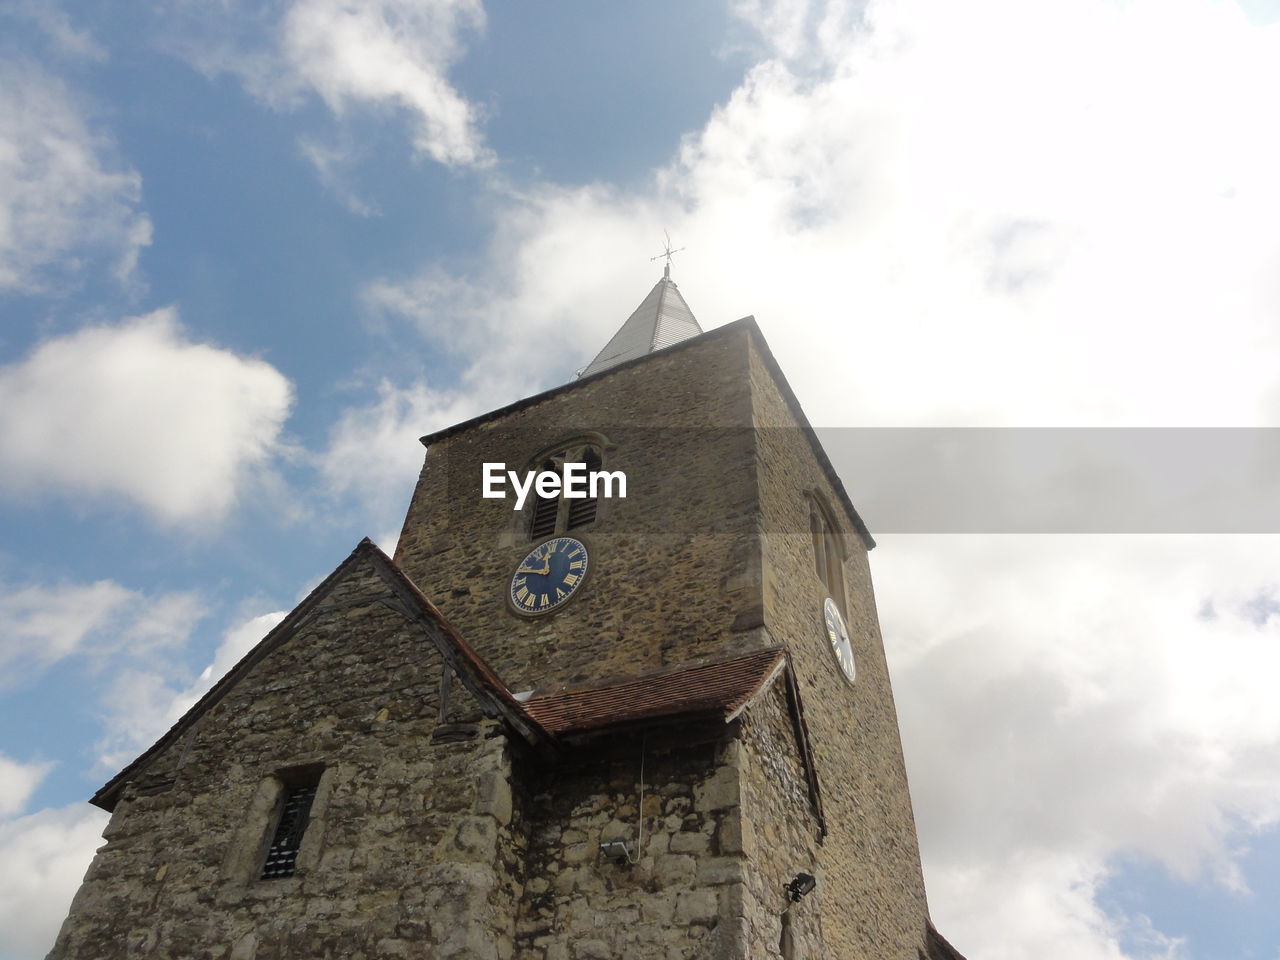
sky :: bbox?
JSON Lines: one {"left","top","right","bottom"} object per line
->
{"left": 2, "top": 0, "right": 1280, "bottom": 957}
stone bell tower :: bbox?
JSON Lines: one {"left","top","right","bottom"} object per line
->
{"left": 47, "top": 273, "right": 964, "bottom": 959}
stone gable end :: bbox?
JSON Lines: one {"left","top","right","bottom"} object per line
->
{"left": 48, "top": 548, "right": 524, "bottom": 960}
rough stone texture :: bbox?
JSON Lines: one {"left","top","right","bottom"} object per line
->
{"left": 47, "top": 550, "right": 525, "bottom": 960}
{"left": 515, "top": 727, "right": 749, "bottom": 960}
{"left": 393, "top": 331, "right": 764, "bottom": 695}
{"left": 737, "top": 683, "right": 823, "bottom": 958}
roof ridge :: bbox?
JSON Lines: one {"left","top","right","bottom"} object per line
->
{"left": 92, "top": 539, "right": 550, "bottom": 810}
{"left": 650, "top": 277, "right": 672, "bottom": 352}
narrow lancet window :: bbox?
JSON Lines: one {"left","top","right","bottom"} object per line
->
{"left": 260, "top": 769, "right": 321, "bottom": 879}
{"left": 811, "top": 500, "right": 847, "bottom": 617}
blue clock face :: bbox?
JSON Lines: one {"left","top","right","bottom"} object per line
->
{"left": 509, "top": 537, "right": 589, "bottom": 615}
{"left": 823, "top": 597, "right": 856, "bottom": 683}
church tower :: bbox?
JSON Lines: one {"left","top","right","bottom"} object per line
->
{"left": 47, "top": 274, "right": 965, "bottom": 959}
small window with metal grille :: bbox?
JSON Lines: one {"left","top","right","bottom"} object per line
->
{"left": 526, "top": 443, "right": 604, "bottom": 539}
{"left": 260, "top": 768, "right": 322, "bottom": 880}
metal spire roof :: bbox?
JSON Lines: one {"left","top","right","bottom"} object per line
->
{"left": 577, "top": 265, "right": 703, "bottom": 378}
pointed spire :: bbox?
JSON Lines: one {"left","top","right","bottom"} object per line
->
{"left": 578, "top": 271, "right": 703, "bottom": 379}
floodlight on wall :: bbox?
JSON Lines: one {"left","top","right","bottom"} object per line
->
{"left": 599, "top": 840, "right": 633, "bottom": 864}
{"left": 786, "top": 872, "right": 817, "bottom": 902}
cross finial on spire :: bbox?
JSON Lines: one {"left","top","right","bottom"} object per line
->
{"left": 649, "top": 231, "right": 685, "bottom": 280}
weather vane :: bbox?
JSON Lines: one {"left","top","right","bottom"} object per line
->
{"left": 650, "top": 231, "right": 685, "bottom": 279}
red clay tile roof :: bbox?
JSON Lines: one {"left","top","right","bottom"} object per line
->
{"left": 522, "top": 647, "right": 787, "bottom": 736}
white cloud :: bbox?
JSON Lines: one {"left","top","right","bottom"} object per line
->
{"left": 923, "top": 850, "right": 1187, "bottom": 960}
{"left": 299, "top": 137, "right": 379, "bottom": 216}
{"left": 0, "top": 59, "right": 150, "bottom": 292}
{"left": 0, "top": 581, "right": 133, "bottom": 675}
{"left": 0, "top": 604, "right": 282, "bottom": 955}
{"left": 374, "top": 0, "right": 1280, "bottom": 429}
{"left": 0, "top": 754, "right": 52, "bottom": 819}
{"left": 2, "top": 1, "right": 106, "bottom": 61}
{"left": 0, "top": 804, "right": 108, "bottom": 960}
{"left": 320, "top": 378, "right": 483, "bottom": 527}
{"left": 283, "top": 0, "right": 489, "bottom": 167}
{"left": 164, "top": 0, "right": 490, "bottom": 172}
{"left": 360, "top": 189, "right": 689, "bottom": 401}
{"left": 0, "top": 580, "right": 201, "bottom": 682}
{"left": 877, "top": 535, "right": 1280, "bottom": 958}
{"left": 0, "top": 758, "right": 105, "bottom": 959}
{"left": 0, "top": 309, "right": 293, "bottom": 525}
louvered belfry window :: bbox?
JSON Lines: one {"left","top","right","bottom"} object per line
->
{"left": 528, "top": 458, "right": 561, "bottom": 538}
{"left": 566, "top": 447, "right": 602, "bottom": 530}
{"left": 811, "top": 499, "right": 847, "bottom": 616}
{"left": 260, "top": 773, "right": 320, "bottom": 880}
{"left": 527, "top": 443, "right": 603, "bottom": 539}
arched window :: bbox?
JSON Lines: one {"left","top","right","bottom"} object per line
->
{"left": 527, "top": 441, "right": 605, "bottom": 539}
{"left": 810, "top": 498, "right": 846, "bottom": 617}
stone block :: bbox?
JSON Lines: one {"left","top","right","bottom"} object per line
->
{"left": 562, "top": 842, "right": 594, "bottom": 865}
{"left": 693, "top": 764, "right": 740, "bottom": 812}
{"left": 717, "top": 815, "right": 755, "bottom": 857}
{"left": 438, "top": 815, "right": 498, "bottom": 862}
{"left": 674, "top": 889, "right": 719, "bottom": 925}
{"left": 654, "top": 854, "right": 696, "bottom": 886}
{"left": 475, "top": 770, "right": 512, "bottom": 826}
{"left": 695, "top": 857, "right": 742, "bottom": 886}
{"left": 643, "top": 892, "right": 677, "bottom": 925}
{"left": 669, "top": 831, "right": 710, "bottom": 855}
{"left": 573, "top": 939, "right": 612, "bottom": 960}
{"left": 229, "top": 932, "right": 256, "bottom": 960}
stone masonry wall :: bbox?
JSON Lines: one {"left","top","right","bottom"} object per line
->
{"left": 48, "top": 551, "right": 523, "bottom": 960}
{"left": 394, "top": 329, "right": 767, "bottom": 695}
{"left": 737, "top": 682, "right": 824, "bottom": 958}
{"left": 748, "top": 336, "right": 932, "bottom": 957}
{"left": 514, "top": 727, "right": 751, "bottom": 960}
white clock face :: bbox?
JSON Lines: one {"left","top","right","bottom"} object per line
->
{"left": 823, "top": 597, "right": 856, "bottom": 683}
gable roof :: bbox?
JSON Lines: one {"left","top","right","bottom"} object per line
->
{"left": 522, "top": 647, "right": 787, "bottom": 736}
{"left": 91, "top": 539, "right": 550, "bottom": 811}
{"left": 577, "top": 270, "right": 702, "bottom": 378}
